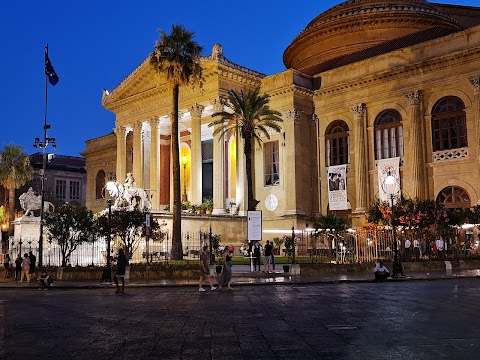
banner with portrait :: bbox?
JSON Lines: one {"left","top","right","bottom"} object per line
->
{"left": 327, "top": 165, "right": 348, "bottom": 210}
{"left": 377, "top": 157, "right": 401, "bottom": 203}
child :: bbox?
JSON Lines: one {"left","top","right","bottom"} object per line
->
{"left": 38, "top": 270, "right": 53, "bottom": 289}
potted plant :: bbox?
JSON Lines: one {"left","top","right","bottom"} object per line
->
{"left": 203, "top": 197, "right": 214, "bottom": 215}
{"left": 190, "top": 204, "right": 198, "bottom": 214}
{"left": 181, "top": 201, "right": 191, "bottom": 213}
{"left": 283, "top": 235, "right": 296, "bottom": 273}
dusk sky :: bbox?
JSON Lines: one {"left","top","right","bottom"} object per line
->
{"left": 0, "top": 0, "right": 476, "bottom": 157}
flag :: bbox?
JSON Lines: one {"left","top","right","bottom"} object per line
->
{"left": 45, "top": 51, "right": 59, "bottom": 86}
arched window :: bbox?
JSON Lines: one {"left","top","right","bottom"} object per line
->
{"left": 95, "top": 170, "right": 106, "bottom": 199}
{"left": 374, "top": 110, "right": 403, "bottom": 160}
{"left": 436, "top": 186, "right": 470, "bottom": 209}
{"left": 326, "top": 121, "right": 350, "bottom": 166}
{"left": 431, "top": 97, "right": 467, "bottom": 151}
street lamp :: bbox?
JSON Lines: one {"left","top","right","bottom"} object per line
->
{"left": 381, "top": 167, "right": 404, "bottom": 277}
{"left": 102, "top": 199, "right": 114, "bottom": 283}
{"left": 182, "top": 154, "right": 188, "bottom": 202}
{"left": 33, "top": 127, "right": 56, "bottom": 268}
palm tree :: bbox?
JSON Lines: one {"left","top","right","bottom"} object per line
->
{"left": 0, "top": 144, "right": 33, "bottom": 238}
{"left": 150, "top": 24, "right": 203, "bottom": 260}
{"left": 210, "top": 88, "right": 283, "bottom": 211}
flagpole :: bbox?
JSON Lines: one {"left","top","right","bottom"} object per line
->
{"left": 38, "top": 44, "right": 49, "bottom": 268}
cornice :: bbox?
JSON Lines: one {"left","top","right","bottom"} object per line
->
{"left": 267, "top": 84, "right": 314, "bottom": 100}
{"left": 315, "top": 47, "right": 480, "bottom": 98}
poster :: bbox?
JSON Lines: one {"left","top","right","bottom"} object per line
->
{"left": 377, "top": 157, "right": 401, "bottom": 203}
{"left": 328, "top": 165, "right": 348, "bottom": 210}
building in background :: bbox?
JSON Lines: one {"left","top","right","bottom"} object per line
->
{"left": 83, "top": 1, "right": 480, "bottom": 241}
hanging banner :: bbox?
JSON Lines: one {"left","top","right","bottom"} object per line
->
{"left": 328, "top": 165, "right": 348, "bottom": 210}
{"left": 377, "top": 157, "right": 401, "bottom": 203}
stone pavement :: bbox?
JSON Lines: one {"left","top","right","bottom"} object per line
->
{"left": 1, "top": 264, "right": 479, "bottom": 290}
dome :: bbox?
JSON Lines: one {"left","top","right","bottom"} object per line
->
{"left": 283, "top": 0, "right": 462, "bottom": 74}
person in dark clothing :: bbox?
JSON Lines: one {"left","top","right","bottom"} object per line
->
{"left": 28, "top": 251, "right": 36, "bottom": 279}
{"left": 38, "top": 270, "right": 53, "bottom": 289}
{"left": 15, "top": 255, "right": 22, "bottom": 281}
{"left": 114, "top": 248, "right": 128, "bottom": 293}
{"left": 252, "top": 242, "right": 261, "bottom": 272}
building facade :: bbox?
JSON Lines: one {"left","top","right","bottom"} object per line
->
{"left": 83, "top": 0, "right": 480, "bottom": 239}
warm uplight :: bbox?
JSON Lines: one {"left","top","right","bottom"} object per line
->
{"left": 182, "top": 155, "right": 187, "bottom": 165}
{"left": 385, "top": 170, "right": 396, "bottom": 185}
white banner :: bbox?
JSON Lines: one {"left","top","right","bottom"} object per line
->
{"left": 247, "top": 211, "right": 262, "bottom": 241}
{"left": 377, "top": 157, "right": 401, "bottom": 203}
{"left": 328, "top": 165, "right": 348, "bottom": 210}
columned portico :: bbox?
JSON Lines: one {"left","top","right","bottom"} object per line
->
{"left": 405, "top": 90, "right": 427, "bottom": 199}
{"left": 351, "top": 103, "right": 369, "bottom": 212}
{"left": 189, "top": 104, "right": 204, "bottom": 205}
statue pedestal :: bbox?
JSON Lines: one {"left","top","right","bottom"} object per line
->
{"left": 12, "top": 216, "right": 43, "bottom": 245}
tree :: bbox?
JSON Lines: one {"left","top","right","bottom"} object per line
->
{"left": 96, "top": 208, "right": 160, "bottom": 260}
{"left": 314, "top": 214, "right": 349, "bottom": 256}
{"left": 210, "top": 88, "right": 283, "bottom": 211}
{"left": 44, "top": 204, "right": 96, "bottom": 267}
{"left": 0, "top": 144, "right": 32, "bottom": 239}
{"left": 150, "top": 24, "right": 203, "bottom": 260}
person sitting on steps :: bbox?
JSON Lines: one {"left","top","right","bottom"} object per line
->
{"left": 374, "top": 261, "right": 390, "bottom": 282}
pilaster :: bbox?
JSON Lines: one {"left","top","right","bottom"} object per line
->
{"left": 132, "top": 122, "right": 143, "bottom": 188}
{"left": 284, "top": 109, "right": 302, "bottom": 215}
{"left": 212, "top": 98, "right": 227, "bottom": 214}
{"left": 351, "top": 104, "right": 368, "bottom": 212}
{"left": 114, "top": 126, "right": 127, "bottom": 183}
{"left": 189, "top": 103, "right": 204, "bottom": 205}
{"left": 149, "top": 117, "right": 160, "bottom": 210}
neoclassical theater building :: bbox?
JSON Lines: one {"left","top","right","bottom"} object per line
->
{"left": 83, "top": 0, "right": 480, "bottom": 241}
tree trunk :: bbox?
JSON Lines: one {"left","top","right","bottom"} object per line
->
{"left": 8, "top": 187, "right": 15, "bottom": 237}
{"left": 244, "top": 137, "right": 258, "bottom": 211}
{"left": 171, "top": 84, "right": 182, "bottom": 260}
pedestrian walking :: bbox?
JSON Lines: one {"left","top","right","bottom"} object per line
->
{"left": 28, "top": 251, "right": 36, "bottom": 280}
{"left": 252, "top": 242, "right": 261, "bottom": 272}
{"left": 114, "top": 248, "right": 128, "bottom": 293}
{"left": 20, "top": 253, "right": 31, "bottom": 283}
{"left": 404, "top": 239, "right": 411, "bottom": 261}
{"left": 413, "top": 238, "right": 420, "bottom": 261}
{"left": 15, "top": 255, "right": 22, "bottom": 281}
{"left": 3, "top": 253, "right": 11, "bottom": 278}
{"left": 198, "top": 245, "right": 217, "bottom": 292}
{"left": 263, "top": 240, "right": 273, "bottom": 273}
{"left": 219, "top": 246, "right": 233, "bottom": 290}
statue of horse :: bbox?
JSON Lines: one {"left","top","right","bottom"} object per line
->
{"left": 105, "top": 181, "right": 152, "bottom": 210}
{"left": 19, "top": 188, "right": 55, "bottom": 217}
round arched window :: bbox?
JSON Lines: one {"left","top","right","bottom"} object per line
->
{"left": 374, "top": 109, "right": 403, "bottom": 160}
{"left": 325, "top": 121, "right": 349, "bottom": 166}
{"left": 436, "top": 186, "right": 470, "bottom": 209}
{"left": 431, "top": 97, "right": 467, "bottom": 152}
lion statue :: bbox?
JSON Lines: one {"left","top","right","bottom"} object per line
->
{"left": 19, "top": 187, "right": 55, "bottom": 217}
{"left": 106, "top": 179, "right": 151, "bottom": 211}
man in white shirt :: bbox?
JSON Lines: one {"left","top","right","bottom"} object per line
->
{"left": 413, "top": 239, "right": 420, "bottom": 261}
{"left": 436, "top": 238, "right": 445, "bottom": 258}
{"left": 404, "top": 239, "right": 411, "bottom": 261}
{"left": 374, "top": 261, "right": 390, "bottom": 281}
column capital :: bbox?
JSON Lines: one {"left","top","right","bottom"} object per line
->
{"left": 309, "top": 114, "right": 318, "bottom": 128}
{"left": 148, "top": 116, "right": 160, "bottom": 128}
{"left": 114, "top": 126, "right": 126, "bottom": 139}
{"left": 212, "top": 97, "right": 227, "bottom": 113}
{"left": 189, "top": 103, "right": 204, "bottom": 119}
{"left": 405, "top": 90, "right": 422, "bottom": 106}
{"left": 469, "top": 77, "right": 480, "bottom": 94}
{"left": 350, "top": 103, "right": 366, "bottom": 117}
{"left": 285, "top": 109, "right": 302, "bottom": 123}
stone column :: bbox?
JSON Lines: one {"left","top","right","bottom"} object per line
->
{"left": 405, "top": 91, "right": 427, "bottom": 199}
{"left": 351, "top": 104, "right": 369, "bottom": 212}
{"left": 189, "top": 103, "right": 204, "bottom": 205}
{"left": 114, "top": 126, "right": 127, "bottom": 183}
{"left": 212, "top": 98, "right": 226, "bottom": 214}
{"left": 236, "top": 130, "right": 248, "bottom": 215}
{"left": 149, "top": 117, "right": 160, "bottom": 210}
{"left": 132, "top": 122, "right": 143, "bottom": 188}
{"left": 284, "top": 109, "right": 302, "bottom": 215}
{"left": 469, "top": 77, "right": 480, "bottom": 159}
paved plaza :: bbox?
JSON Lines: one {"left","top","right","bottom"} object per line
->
{"left": 1, "top": 279, "right": 479, "bottom": 360}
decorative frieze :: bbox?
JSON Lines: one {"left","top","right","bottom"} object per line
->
{"left": 405, "top": 90, "right": 422, "bottom": 106}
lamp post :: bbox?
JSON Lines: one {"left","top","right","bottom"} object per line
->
{"left": 382, "top": 167, "right": 404, "bottom": 277}
{"left": 33, "top": 130, "right": 56, "bottom": 268}
{"left": 182, "top": 155, "right": 188, "bottom": 202}
{"left": 103, "top": 199, "right": 114, "bottom": 283}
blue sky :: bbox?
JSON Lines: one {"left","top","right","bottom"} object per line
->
{"left": 0, "top": 0, "right": 476, "bottom": 157}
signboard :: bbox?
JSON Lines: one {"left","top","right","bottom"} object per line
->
{"left": 247, "top": 210, "right": 262, "bottom": 241}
